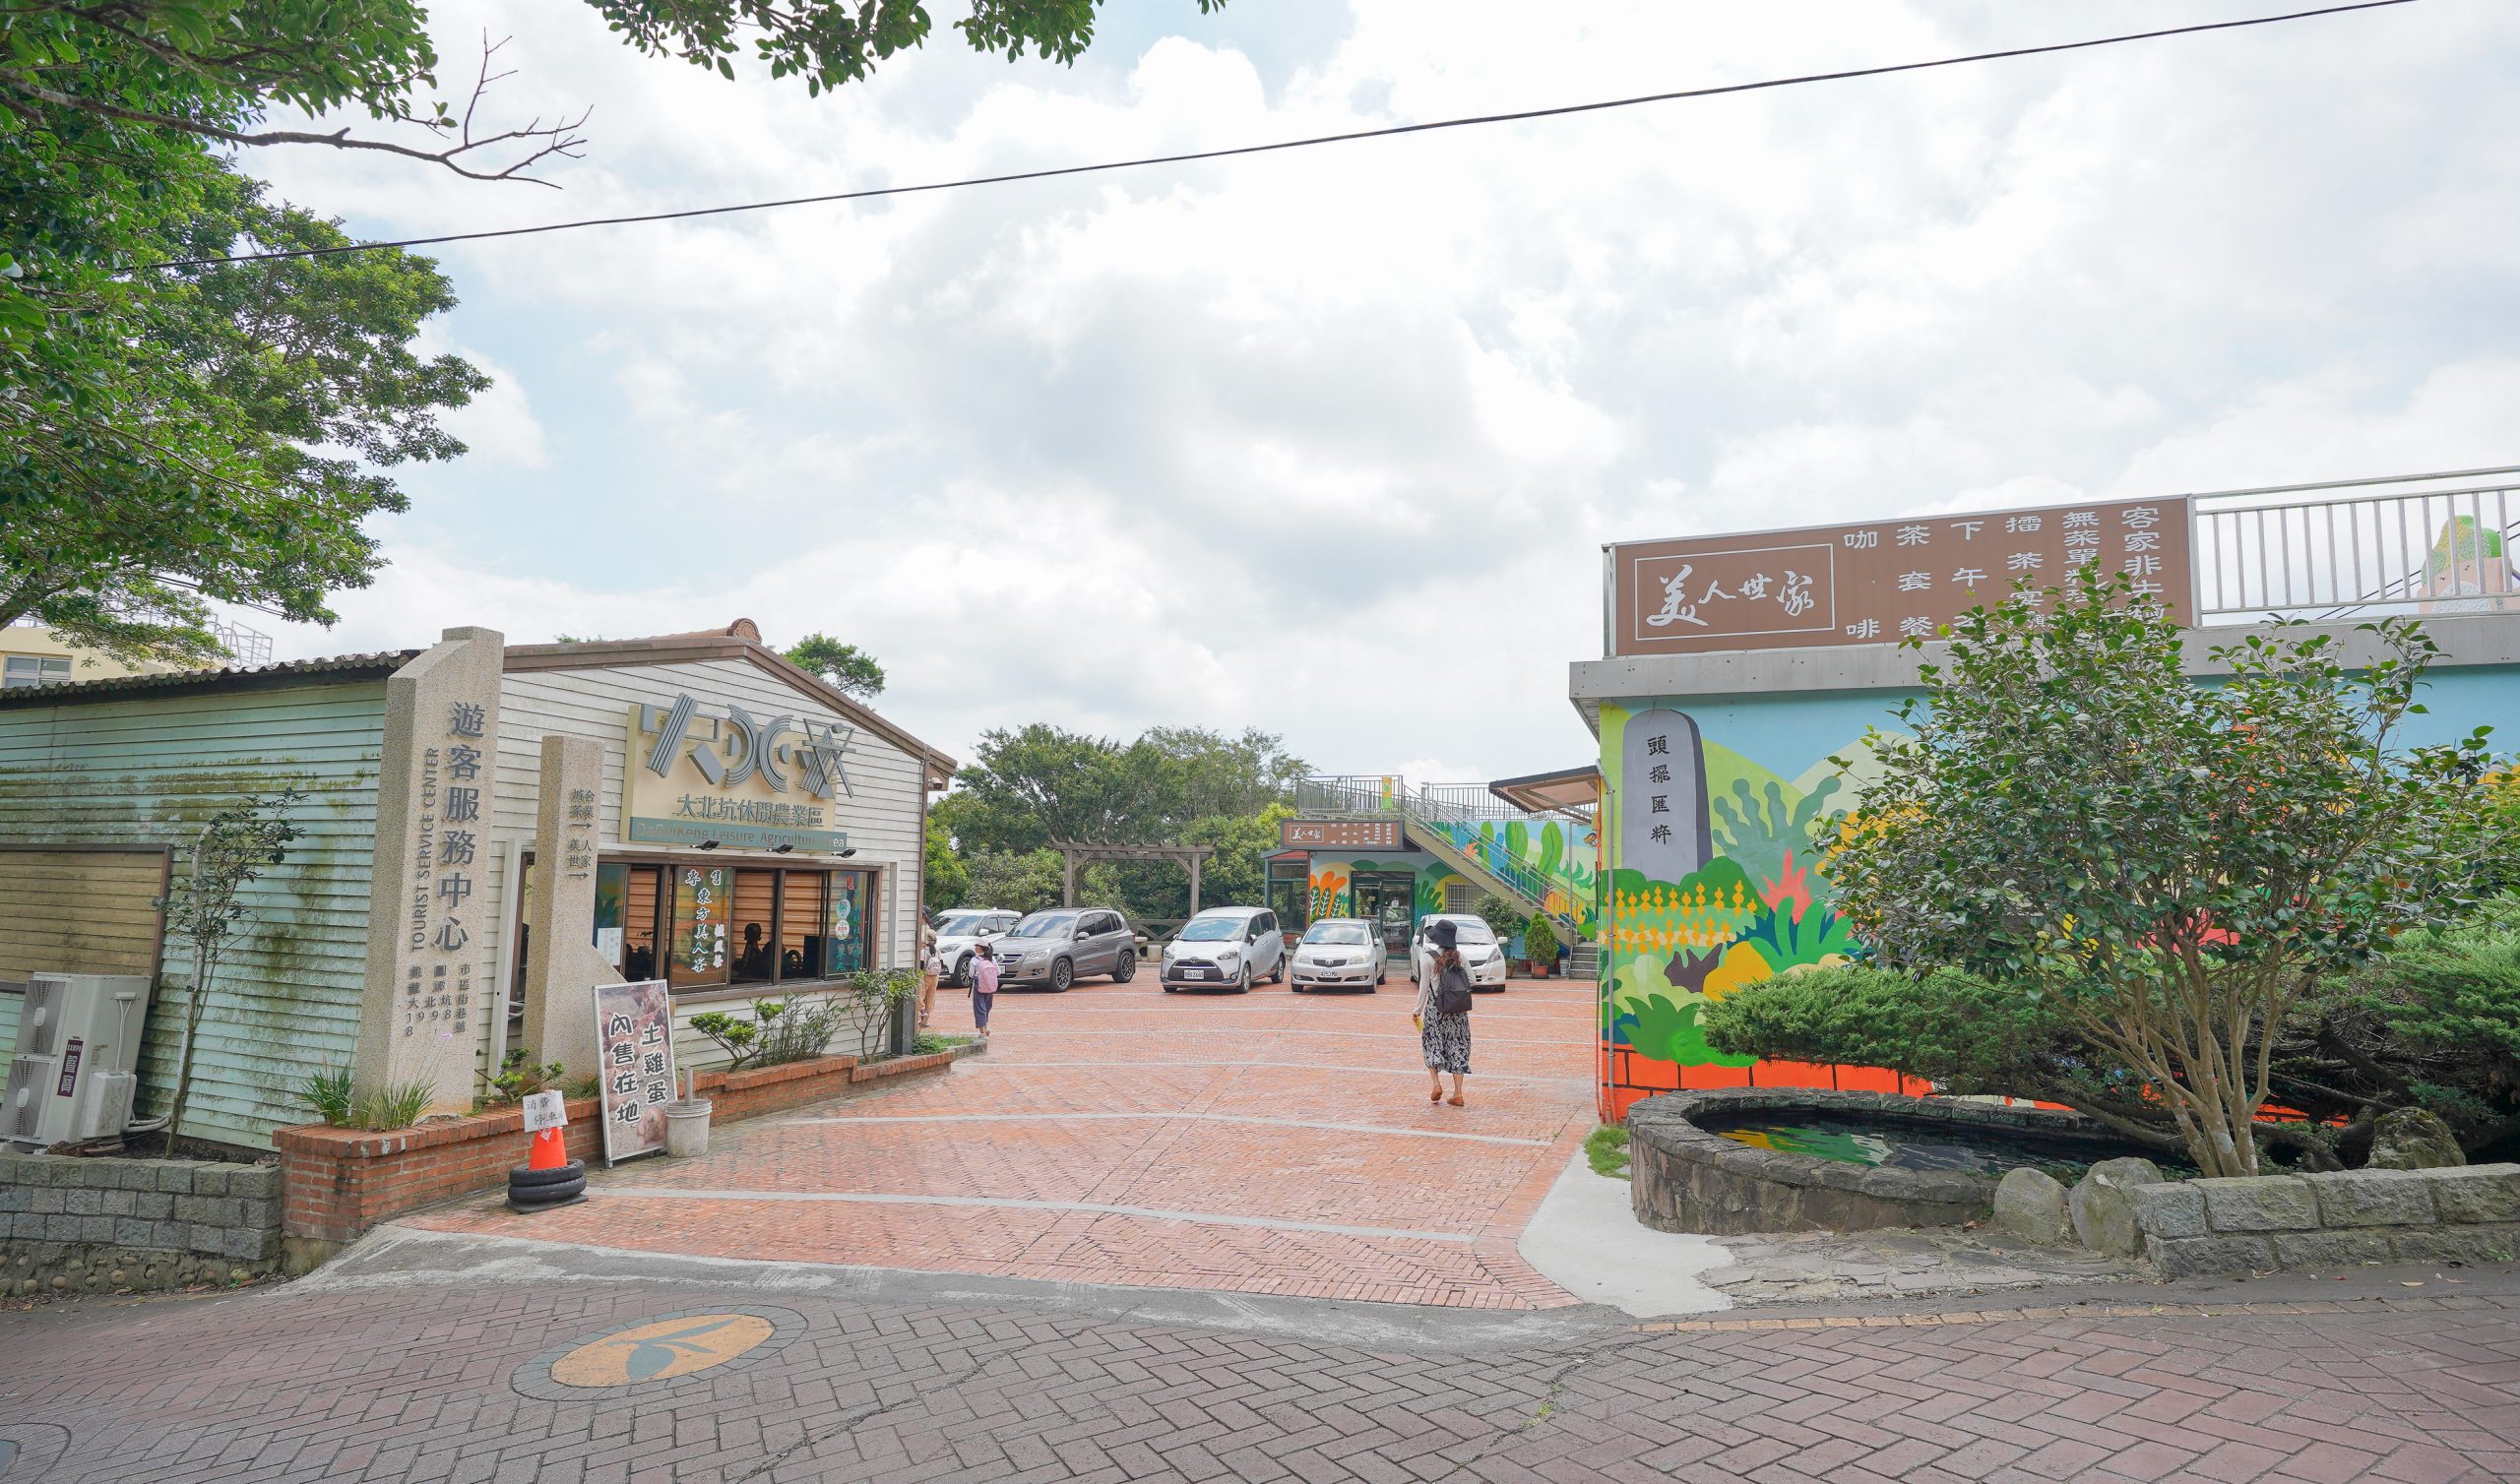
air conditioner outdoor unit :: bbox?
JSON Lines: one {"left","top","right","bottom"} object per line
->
{"left": 4, "top": 972, "right": 154, "bottom": 1152}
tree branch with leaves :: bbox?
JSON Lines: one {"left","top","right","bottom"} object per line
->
{"left": 156, "top": 788, "right": 302, "bottom": 1154}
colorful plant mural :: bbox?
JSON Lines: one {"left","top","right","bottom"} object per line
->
{"left": 1420, "top": 817, "right": 1602, "bottom": 939}
{"left": 1599, "top": 701, "right": 1912, "bottom": 1119}
{"left": 1302, "top": 854, "right": 1468, "bottom": 924}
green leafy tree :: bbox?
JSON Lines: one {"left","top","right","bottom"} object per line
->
{"left": 784, "top": 633, "right": 886, "bottom": 701}
{"left": 1830, "top": 569, "right": 2508, "bottom": 1177}
{"left": 1470, "top": 893, "right": 1524, "bottom": 944}
{"left": 158, "top": 788, "right": 303, "bottom": 1154}
{"left": 922, "top": 812, "right": 971, "bottom": 912}
{"left": 961, "top": 847, "right": 1066, "bottom": 913}
{"left": 1522, "top": 913, "right": 1559, "bottom": 966}
{"left": 5, "top": 1, "right": 1217, "bottom": 660}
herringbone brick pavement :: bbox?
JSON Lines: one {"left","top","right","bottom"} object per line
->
{"left": 3, "top": 1279, "right": 2516, "bottom": 1482}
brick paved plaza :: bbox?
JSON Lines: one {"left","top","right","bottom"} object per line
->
{"left": 8, "top": 976, "right": 2520, "bottom": 1482}
{"left": 4, "top": 1267, "right": 2517, "bottom": 1482}
{"left": 401, "top": 976, "right": 1605, "bottom": 1309}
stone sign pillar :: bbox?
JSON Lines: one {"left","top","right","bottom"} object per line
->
{"left": 352, "top": 627, "right": 504, "bottom": 1115}
{"left": 521, "top": 733, "right": 624, "bottom": 1081}
{"left": 1619, "top": 708, "right": 1713, "bottom": 889}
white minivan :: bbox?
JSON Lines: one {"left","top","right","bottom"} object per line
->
{"left": 1160, "top": 906, "right": 1287, "bottom": 992}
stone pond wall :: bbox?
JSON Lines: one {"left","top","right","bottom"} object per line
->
{"left": 1628, "top": 1087, "right": 2112, "bottom": 1236}
{"left": 2132, "top": 1164, "right": 2520, "bottom": 1278}
{"left": 1, "top": 1152, "right": 283, "bottom": 1296}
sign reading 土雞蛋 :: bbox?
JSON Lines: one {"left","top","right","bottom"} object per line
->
{"left": 594, "top": 979, "right": 677, "bottom": 1165}
{"left": 1606, "top": 497, "right": 2194, "bottom": 656}
{"left": 622, "top": 694, "right": 855, "bottom": 853}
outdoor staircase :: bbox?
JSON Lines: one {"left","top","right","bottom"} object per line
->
{"left": 1395, "top": 795, "right": 1590, "bottom": 953}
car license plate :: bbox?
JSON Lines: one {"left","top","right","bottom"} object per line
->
{"left": 1179, "top": 966, "right": 1210, "bottom": 979}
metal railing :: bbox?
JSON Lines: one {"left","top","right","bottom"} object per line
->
{"left": 208, "top": 616, "right": 275, "bottom": 665}
{"left": 1291, "top": 774, "right": 1402, "bottom": 818}
{"left": 1292, "top": 773, "right": 1585, "bottom": 933}
{"left": 2192, "top": 466, "right": 2516, "bottom": 623}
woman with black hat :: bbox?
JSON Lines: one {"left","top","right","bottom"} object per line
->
{"left": 1415, "top": 917, "right": 1474, "bottom": 1106}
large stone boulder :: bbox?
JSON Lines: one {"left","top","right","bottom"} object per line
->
{"left": 2365, "top": 1108, "right": 2467, "bottom": 1171}
{"left": 2069, "top": 1156, "right": 2168, "bottom": 1258}
{"left": 1990, "top": 1167, "right": 2074, "bottom": 1247}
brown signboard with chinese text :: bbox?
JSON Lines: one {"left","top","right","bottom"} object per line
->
{"left": 1281, "top": 820, "right": 1403, "bottom": 850}
{"left": 1607, "top": 497, "right": 2193, "bottom": 655}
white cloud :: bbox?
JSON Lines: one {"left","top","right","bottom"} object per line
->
{"left": 235, "top": 0, "right": 2520, "bottom": 779}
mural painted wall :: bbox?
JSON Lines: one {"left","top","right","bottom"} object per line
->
{"left": 1594, "top": 661, "right": 2520, "bottom": 1122}
{"left": 1418, "top": 817, "right": 1602, "bottom": 939}
{"left": 1302, "top": 850, "right": 1467, "bottom": 925}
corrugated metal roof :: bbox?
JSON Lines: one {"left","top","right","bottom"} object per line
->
{"left": 0, "top": 649, "right": 420, "bottom": 708}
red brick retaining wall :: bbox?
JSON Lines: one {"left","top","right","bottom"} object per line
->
{"left": 278, "top": 1043, "right": 979, "bottom": 1242}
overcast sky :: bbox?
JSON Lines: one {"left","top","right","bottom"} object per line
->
{"left": 240, "top": 0, "right": 2520, "bottom": 781}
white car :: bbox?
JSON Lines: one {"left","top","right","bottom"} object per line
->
{"left": 1409, "top": 914, "right": 1510, "bottom": 992}
{"left": 1288, "top": 917, "right": 1384, "bottom": 992}
{"left": 1160, "top": 906, "right": 1287, "bottom": 992}
{"left": 933, "top": 908, "right": 1020, "bottom": 986}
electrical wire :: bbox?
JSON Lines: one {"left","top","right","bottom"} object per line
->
{"left": 136, "top": 0, "right": 2418, "bottom": 273}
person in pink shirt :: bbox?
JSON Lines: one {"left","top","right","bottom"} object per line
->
{"left": 968, "top": 938, "right": 1001, "bottom": 1033}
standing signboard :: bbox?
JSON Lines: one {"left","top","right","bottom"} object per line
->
{"left": 1605, "top": 497, "right": 2195, "bottom": 656}
{"left": 594, "top": 979, "right": 677, "bottom": 1165}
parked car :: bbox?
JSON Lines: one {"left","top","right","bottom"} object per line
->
{"left": 1160, "top": 906, "right": 1287, "bottom": 992}
{"left": 992, "top": 907, "right": 1137, "bottom": 991}
{"left": 933, "top": 908, "right": 1020, "bottom": 986}
{"left": 1288, "top": 917, "right": 1384, "bottom": 993}
{"left": 1408, "top": 913, "right": 1510, "bottom": 991}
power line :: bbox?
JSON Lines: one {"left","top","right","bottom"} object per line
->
{"left": 137, "top": 0, "right": 2417, "bottom": 274}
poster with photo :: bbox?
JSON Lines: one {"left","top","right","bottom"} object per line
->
{"left": 594, "top": 978, "right": 677, "bottom": 1165}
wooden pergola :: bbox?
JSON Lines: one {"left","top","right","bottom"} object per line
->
{"left": 1046, "top": 840, "right": 1218, "bottom": 913}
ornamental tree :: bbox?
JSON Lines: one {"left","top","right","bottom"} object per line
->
{"left": 158, "top": 788, "right": 303, "bottom": 1155}
{"left": 1828, "top": 567, "right": 2507, "bottom": 1177}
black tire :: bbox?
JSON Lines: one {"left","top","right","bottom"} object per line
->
{"left": 507, "top": 1159, "right": 586, "bottom": 1189}
{"left": 1234, "top": 964, "right": 1251, "bottom": 994}
{"left": 1269, "top": 958, "right": 1284, "bottom": 984}
{"left": 1049, "top": 957, "right": 1075, "bottom": 992}
{"left": 1111, "top": 950, "right": 1135, "bottom": 984}
{"left": 953, "top": 953, "right": 973, "bottom": 987}
{"left": 509, "top": 1177, "right": 586, "bottom": 1207}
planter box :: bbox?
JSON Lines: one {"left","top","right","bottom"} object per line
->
{"left": 278, "top": 1041, "right": 984, "bottom": 1244}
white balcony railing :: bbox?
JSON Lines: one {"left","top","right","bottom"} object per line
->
{"left": 2192, "top": 466, "right": 2516, "bottom": 624}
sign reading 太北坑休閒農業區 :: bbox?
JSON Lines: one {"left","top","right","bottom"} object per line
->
{"left": 1606, "top": 497, "right": 2195, "bottom": 656}
{"left": 622, "top": 695, "right": 855, "bottom": 854}
{"left": 595, "top": 979, "right": 676, "bottom": 1165}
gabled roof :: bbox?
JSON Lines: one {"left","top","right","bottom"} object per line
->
{"left": 504, "top": 620, "right": 957, "bottom": 786}
{"left": 0, "top": 650, "right": 421, "bottom": 709}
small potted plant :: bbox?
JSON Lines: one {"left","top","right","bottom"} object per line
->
{"left": 1522, "top": 913, "right": 1559, "bottom": 979}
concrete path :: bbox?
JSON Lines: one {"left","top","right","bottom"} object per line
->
{"left": 401, "top": 975, "right": 1604, "bottom": 1309}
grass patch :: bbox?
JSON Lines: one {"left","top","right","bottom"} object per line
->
{"left": 1585, "top": 1124, "right": 1631, "bottom": 1179}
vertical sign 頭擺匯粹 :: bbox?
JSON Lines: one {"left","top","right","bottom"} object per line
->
{"left": 1619, "top": 709, "right": 1712, "bottom": 890}
{"left": 595, "top": 979, "right": 676, "bottom": 1164}
{"left": 1607, "top": 497, "right": 2194, "bottom": 655}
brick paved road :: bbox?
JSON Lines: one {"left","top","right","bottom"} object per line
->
{"left": 402, "top": 976, "right": 1604, "bottom": 1309}
{"left": 4, "top": 1271, "right": 2517, "bottom": 1482}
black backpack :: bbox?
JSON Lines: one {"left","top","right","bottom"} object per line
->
{"left": 1433, "top": 960, "right": 1474, "bottom": 1016}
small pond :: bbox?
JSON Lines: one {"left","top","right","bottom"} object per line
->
{"left": 1703, "top": 1113, "right": 2192, "bottom": 1182}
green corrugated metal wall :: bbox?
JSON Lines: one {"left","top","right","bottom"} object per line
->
{"left": 0, "top": 681, "right": 387, "bottom": 1148}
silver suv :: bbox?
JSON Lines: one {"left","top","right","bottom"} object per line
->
{"left": 992, "top": 907, "right": 1136, "bottom": 992}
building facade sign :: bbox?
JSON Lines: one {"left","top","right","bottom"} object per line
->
{"left": 1606, "top": 497, "right": 2194, "bottom": 655}
{"left": 623, "top": 695, "right": 854, "bottom": 853}
{"left": 1281, "top": 820, "right": 1403, "bottom": 850}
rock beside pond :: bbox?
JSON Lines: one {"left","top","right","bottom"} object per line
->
{"left": 2366, "top": 1108, "right": 2466, "bottom": 1171}
{"left": 1991, "top": 1167, "right": 2073, "bottom": 1246}
{"left": 2070, "top": 1156, "right": 2169, "bottom": 1258}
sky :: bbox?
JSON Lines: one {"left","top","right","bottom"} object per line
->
{"left": 237, "top": 0, "right": 2520, "bottom": 783}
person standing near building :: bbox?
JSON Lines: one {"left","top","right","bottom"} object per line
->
{"left": 969, "top": 938, "right": 1000, "bottom": 1034}
{"left": 1416, "top": 918, "right": 1473, "bottom": 1106}
{"left": 916, "top": 917, "right": 940, "bottom": 1028}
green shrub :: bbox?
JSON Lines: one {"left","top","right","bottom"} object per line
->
{"left": 1470, "top": 894, "right": 1524, "bottom": 944}
{"left": 1523, "top": 914, "right": 1559, "bottom": 964}
{"left": 353, "top": 1078, "right": 434, "bottom": 1132}
{"left": 299, "top": 1064, "right": 354, "bottom": 1127}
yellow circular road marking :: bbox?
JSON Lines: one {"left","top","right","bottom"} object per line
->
{"left": 549, "top": 1312, "right": 776, "bottom": 1388}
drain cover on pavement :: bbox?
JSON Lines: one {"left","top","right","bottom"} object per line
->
{"left": 512, "top": 1305, "right": 806, "bottom": 1398}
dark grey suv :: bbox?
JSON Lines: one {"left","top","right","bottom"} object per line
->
{"left": 991, "top": 907, "right": 1136, "bottom": 991}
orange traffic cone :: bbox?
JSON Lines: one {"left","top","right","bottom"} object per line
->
{"left": 528, "top": 1125, "right": 567, "bottom": 1170}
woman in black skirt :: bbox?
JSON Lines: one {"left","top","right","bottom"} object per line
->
{"left": 1417, "top": 918, "right": 1473, "bottom": 1106}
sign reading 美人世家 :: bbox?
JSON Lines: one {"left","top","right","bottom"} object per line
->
{"left": 622, "top": 694, "right": 855, "bottom": 853}
{"left": 1606, "top": 497, "right": 2194, "bottom": 656}
{"left": 1280, "top": 820, "right": 1403, "bottom": 850}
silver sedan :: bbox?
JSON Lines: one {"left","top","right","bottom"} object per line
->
{"left": 1288, "top": 918, "right": 1386, "bottom": 992}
